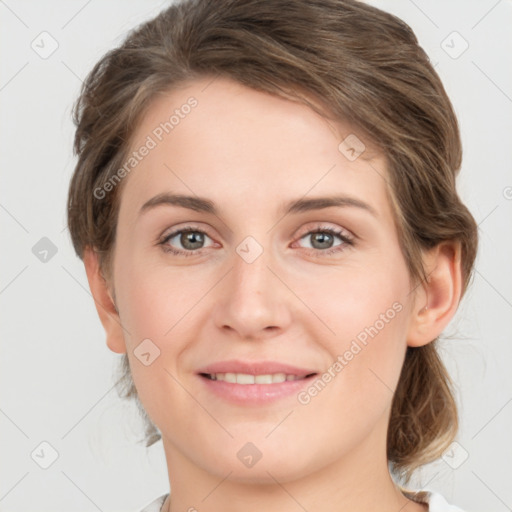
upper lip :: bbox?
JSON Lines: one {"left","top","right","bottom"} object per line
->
{"left": 197, "top": 359, "right": 318, "bottom": 377}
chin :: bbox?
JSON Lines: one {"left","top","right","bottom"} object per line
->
{"left": 194, "top": 440, "right": 315, "bottom": 485}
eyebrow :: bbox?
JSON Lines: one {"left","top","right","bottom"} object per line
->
{"left": 139, "top": 193, "right": 377, "bottom": 218}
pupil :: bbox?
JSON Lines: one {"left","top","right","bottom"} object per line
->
{"left": 182, "top": 231, "right": 204, "bottom": 249}
{"left": 313, "top": 232, "right": 332, "bottom": 249}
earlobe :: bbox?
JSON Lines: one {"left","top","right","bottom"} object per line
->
{"left": 83, "top": 247, "right": 127, "bottom": 354}
{"left": 407, "top": 242, "right": 462, "bottom": 348}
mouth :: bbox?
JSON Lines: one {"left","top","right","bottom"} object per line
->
{"left": 199, "top": 372, "right": 317, "bottom": 384}
{"left": 196, "top": 360, "right": 319, "bottom": 405}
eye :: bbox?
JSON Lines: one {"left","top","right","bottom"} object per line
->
{"left": 158, "top": 226, "right": 215, "bottom": 257}
{"left": 294, "top": 225, "right": 354, "bottom": 256}
{"left": 158, "top": 224, "right": 355, "bottom": 257}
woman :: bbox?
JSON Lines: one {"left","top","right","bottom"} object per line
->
{"left": 66, "top": 0, "right": 478, "bottom": 510}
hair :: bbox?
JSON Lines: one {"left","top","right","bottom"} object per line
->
{"left": 66, "top": 0, "right": 478, "bottom": 484}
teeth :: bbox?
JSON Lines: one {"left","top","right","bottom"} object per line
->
{"left": 237, "top": 373, "right": 254, "bottom": 384}
{"left": 207, "top": 372, "right": 304, "bottom": 384}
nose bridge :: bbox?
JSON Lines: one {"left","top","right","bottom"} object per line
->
{"left": 231, "top": 236, "right": 277, "bottom": 309}
{"left": 213, "top": 234, "right": 291, "bottom": 338}
{"left": 233, "top": 240, "right": 271, "bottom": 296}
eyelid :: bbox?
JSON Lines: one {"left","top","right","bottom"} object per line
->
{"left": 293, "top": 222, "right": 354, "bottom": 241}
{"left": 158, "top": 222, "right": 212, "bottom": 242}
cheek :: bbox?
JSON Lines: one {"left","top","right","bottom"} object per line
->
{"left": 117, "top": 266, "right": 199, "bottom": 417}
{"left": 115, "top": 257, "right": 217, "bottom": 392}
{"left": 290, "top": 281, "right": 409, "bottom": 461}
{"left": 304, "top": 261, "right": 409, "bottom": 343}
{"left": 301, "top": 261, "right": 410, "bottom": 401}
{"left": 116, "top": 251, "right": 203, "bottom": 346}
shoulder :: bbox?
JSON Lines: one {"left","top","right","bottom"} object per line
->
{"left": 138, "top": 493, "right": 169, "bottom": 512}
{"left": 402, "top": 489, "right": 466, "bottom": 512}
{"left": 427, "top": 492, "right": 466, "bottom": 512}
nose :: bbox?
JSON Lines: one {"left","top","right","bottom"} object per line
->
{"left": 212, "top": 245, "right": 292, "bottom": 341}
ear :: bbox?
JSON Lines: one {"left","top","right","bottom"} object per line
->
{"left": 407, "top": 241, "right": 462, "bottom": 347}
{"left": 83, "top": 246, "right": 127, "bottom": 354}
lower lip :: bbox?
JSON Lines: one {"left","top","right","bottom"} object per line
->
{"left": 198, "top": 374, "right": 317, "bottom": 405}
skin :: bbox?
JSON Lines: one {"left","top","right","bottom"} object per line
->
{"left": 84, "top": 76, "right": 462, "bottom": 512}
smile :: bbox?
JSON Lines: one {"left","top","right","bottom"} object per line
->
{"left": 201, "top": 372, "right": 315, "bottom": 384}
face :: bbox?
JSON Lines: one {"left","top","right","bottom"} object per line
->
{"left": 110, "top": 76, "right": 417, "bottom": 483}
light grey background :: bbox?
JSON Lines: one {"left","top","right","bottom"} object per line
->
{"left": 1, "top": 1, "right": 511, "bottom": 511}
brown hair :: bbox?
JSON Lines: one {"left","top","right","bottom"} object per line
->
{"left": 66, "top": 0, "right": 478, "bottom": 483}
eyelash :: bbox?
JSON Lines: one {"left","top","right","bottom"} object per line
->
{"left": 158, "top": 224, "right": 355, "bottom": 258}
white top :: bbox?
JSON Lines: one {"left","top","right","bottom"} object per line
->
{"left": 139, "top": 491, "right": 465, "bottom": 511}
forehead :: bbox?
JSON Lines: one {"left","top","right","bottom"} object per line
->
{"left": 118, "top": 76, "right": 391, "bottom": 221}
